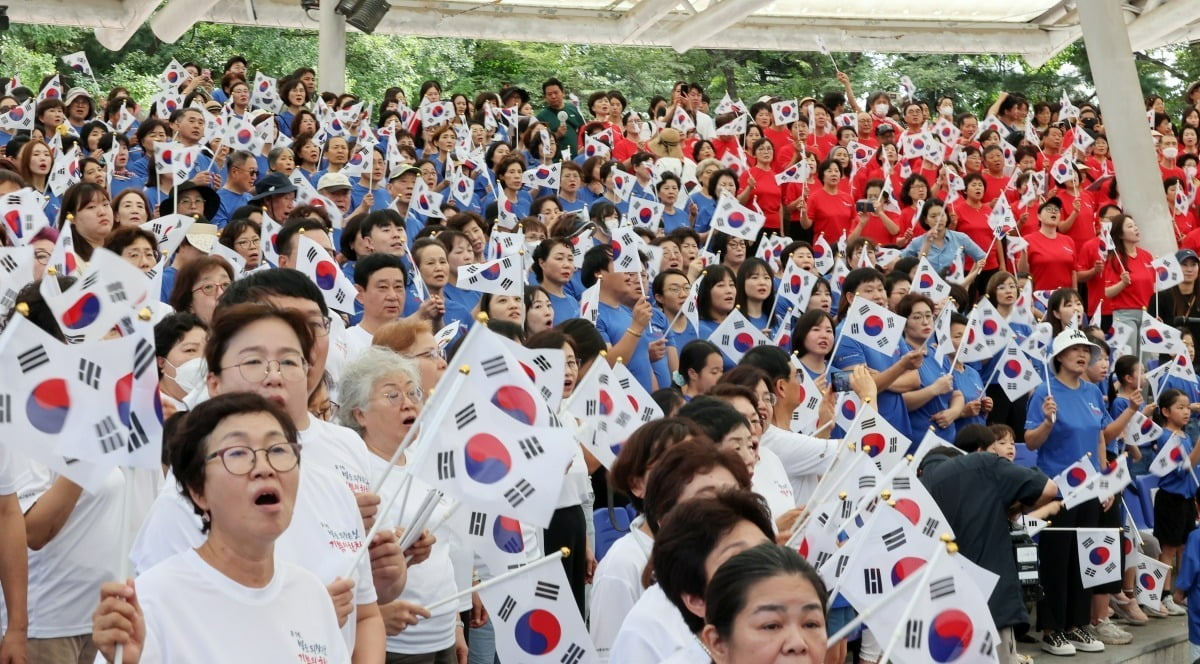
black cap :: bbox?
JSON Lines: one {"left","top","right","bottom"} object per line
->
{"left": 160, "top": 181, "right": 220, "bottom": 220}
{"left": 1038, "top": 196, "right": 1063, "bottom": 213}
{"left": 249, "top": 172, "right": 298, "bottom": 201}
{"left": 1178, "top": 249, "right": 1200, "bottom": 264}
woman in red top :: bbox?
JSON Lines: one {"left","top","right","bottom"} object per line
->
{"left": 1167, "top": 176, "right": 1199, "bottom": 241}
{"left": 827, "top": 145, "right": 854, "bottom": 196}
{"left": 850, "top": 178, "right": 901, "bottom": 246}
{"left": 1100, "top": 214, "right": 1155, "bottom": 314}
{"left": 1052, "top": 167, "right": 1098, "bottom": 248}
{"left": 1084, "top": 135, "right": 1115, "bottom": 181}
{"left": 961, "top": 146, "right": 984, "bottom": 176}
{"left": 799, "top": 158, "right": 855, "bottom": 243}
{"left": 739, "top": 138, "right": 783, "bottom": 232}
{"left": 897, "top": 174, "right": 932, "bottom": 247}
{"left": 949, "top": 174, "right": 998, "bottom": 271}
{"left": 980, "top": 145, "right": 1010, "bottom": 205}
{"left": 1018, "top": 197, "right": 1077, "bottom": 291}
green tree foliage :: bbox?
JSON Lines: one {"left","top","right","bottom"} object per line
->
{"left": 2, "top": 22, "right": 1198, "bottom": 119}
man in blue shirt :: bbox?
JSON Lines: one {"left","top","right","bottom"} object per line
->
{"left": 582, "top": 244, "right": 656, "bottom": 392}
{"left": 213, "top": 150, "right": 256, "bottom": 228}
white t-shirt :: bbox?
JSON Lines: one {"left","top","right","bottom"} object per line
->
{"left": 369, "top": 454, "right": 461, "bottom": 655}
{"left": 341, "top": 325, "right": 375, "bottom": 365}
{"left": 695, "top": 111, "right": 716, "bottom": 140}
{"left": 660, "top": 637, "right": 711, "bottom": 663}
{"left": 555, "top": 443, "right": 590, "bottom": 509}
{"left": 129, "top": 464, "right": 376, "bottom": 652}
{"left": 299, "top": 414, "right": 373, "bottom": 495}
{"left": 590, "top": 517, "right": 653, "bottom": 663}
{"left": 760, "top": 425, "right": 836, "bottom": 506}
{"left": 608, "top": 583, "right": 693, "bottom": 663}
{"left": 752, "top": 447, "right": 797, "bottom": 521}
{"left": 0, "top": 446, "right": 14, "bottom": 495}
{"left": 134, "top": 549, "right": 350, "bottom": 663}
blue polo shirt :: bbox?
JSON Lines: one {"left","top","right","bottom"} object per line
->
{"left": 900, "top": 338, "right": 955, "bottom": 442}
{"left": 832, "top": 321, "right": 913, "bottom": 441}
{"left": 214, "top": 188, "right": 251, "bottom": 228}
{"left": 1156, "top": 429, "right": 1197, "bottom": 498}
{"left": 547, "top": 290, "right": 580, "bottom": 324}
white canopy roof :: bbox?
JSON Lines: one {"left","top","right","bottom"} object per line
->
{"left": 14, "top": 0, "right": 1200, "bottom": 67}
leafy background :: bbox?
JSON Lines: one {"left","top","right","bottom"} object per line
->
{"left": 4, "top": 23, "right": 1200, "bottom": 117}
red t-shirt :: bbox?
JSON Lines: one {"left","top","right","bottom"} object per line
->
{"left": 805, "top": 132, "right": 837, "bottom": 161}
{"left": 951, "top": 199, "right": 998, "bottom": 270}
{"left": 740, "top": 166, "right": 783, "bottom": 230}
{"left": 1101, "top": 248, "right": 1155, "bottom": 313}
{"left": 1074, "top": 237, "right": 1105, "bottom": 313}
{"left": 1026, "top": 231, "right": 1077, "bottom": 291}
{"left": 982, "top": 172, "right": 1010, "bottom": 206}
{"left": 807, "top": 186, "right": 855, "bottom": 242}
{"left": 1053, "top": 189, "right": 1098, "bottom": 248}
{"left": 1183, "top": 227, "right": 1200, "bottom": 254}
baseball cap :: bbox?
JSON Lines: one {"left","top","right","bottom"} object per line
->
{"left": 317, "top": 172, "right": 352, "bottom": 192}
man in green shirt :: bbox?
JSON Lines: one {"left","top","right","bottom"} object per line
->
{"left": 535, "top": 77, "right": 585, "bottom": 158}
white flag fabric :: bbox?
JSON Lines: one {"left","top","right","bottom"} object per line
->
{"left": 1077, "top": 530, "right": 1122, "bottom": 589}
{"left": 1123, "top": 411, "right": 1163, "bottom": 448}
{"left": 578, "top": 281, "right": 600, "bottom": 325}
{"left": 41, "top": 248, "right": 148, "bottom": 344}
{"left": 419, "top": 101, "right": 455, "bottom": 127}
{"left": 409, "top": 334, "right": 575, "bottom": 527}
{"left": 140, "top": 214, "right": 196, "bottom": 260}
{"left": 991, "top": 342, "right": 1041, "bottom": 401}
{"left": 458, "top": 255, "right": 525, "bottom": 296}
{"left": 463, "top": 508, "right": 540, "bottom": 575}
{"left": 0, "top": 187, "right": 51, "bottom": 246}
{"left": 295, "top": 235, "right": 356, "bottom": 314}
{"left": 1152, "top": 253, "right": 1184, "bottom": 293}
{"left": 47, "top": 220, "right": 79, "bottom": 277}
{"left": 0, "top": 99, "right": 35, "bottom": 133}
{"left": 777, "top": 261, "right": 817, "bottom": 310}
{"left": 958, "top": 299, "right": 1013, "bottom": 363}
{"left": 813, "top": 235, "right": 835, "bottom": 275}
{"left": 478, "top": 555, "right": 597, "bottom": 664}
{"left": 411, "top": 176, "right": 447, "bottom": 219}
{"left": 911, "top": 428, "right": 954, "bottom": 466}
{"left": 250, "top": 71, "right": 278, "bottom": 110}
{"left": 708, "top": 308, "right": 770, "bottom": 364}
{"left": 153, "top": 141, "right": 199, "bottom": 183}
{"left": 912, "top": 257, "right": 952, "bottom": 302}
{"left": 1140, "top": 312, "right": 1184, "bottom": 355}
{"left": 789, "top": 367, "right": 824, "bottom": 433}
{"left": 1150, "top": 433, "right": 1190, "bottom": 477}
{"left": 771, "top": 99, "right": 800, "bottom": 125}
{"left": 565, "top": 360, "right": 641, "bottom": 469}
{"left": 0, "top": 245, "right": 37, "bottom": 321}
{"left": 627, "top": 197, "right": 664, "bottom": 232}
{"left": 522, "top": 163, "right": 561, "bottom": 191}
{"left": 1054, "top": 456, "right": 1099, "bottom": 509}
{"left": 62, "top": 51, "right": 93, "bottom": 77}
{"left": 1092, "top": 455, "right": 1133, "bottom": 503}
{"left": 609, "top": 226, "right": 644, "bottom": 273}
{"left": 711, "top": 192, "right": 766, "bottom": 242}
{"left": 843, "top": 402, "right": 911, "bottom": 473}
{"left": 842, "top": 297, "right": 904, "bottom": 356}
{"left": 609, "top": 169, "right": 636, "bottom": 202}
{"left": 1134, "top": 553, "right": 1171, "bottom": 611}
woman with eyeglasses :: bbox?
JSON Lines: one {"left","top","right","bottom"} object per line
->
{"left": 128, "top": 303, "right": 388, "bottom": 661}
{"left": 339, "top": 347, "right": 468, "bottom": 664}
{"left": 896, "top": 293, "right": 963, "bottom": 440}
{"left": 218, "top": 217, "right": 263, "bottom": 271}
{"left": 372, "top": 318, "right": 450, "bottom": 397}
{"left": 168, "top": 256, "right": 235, "bottom": 326}
{"left": 93, "top": 392, "right": 351, "bottom": 663}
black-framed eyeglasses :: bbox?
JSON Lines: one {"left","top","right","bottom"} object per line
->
{"left": 307, "top": 316, "right": 332, "bottom": 337}
{"left": 205, "top": 442, "right": 301, "bottom": 475}
{"left": 221, "top": 356, "right": 309, "bottom": 383}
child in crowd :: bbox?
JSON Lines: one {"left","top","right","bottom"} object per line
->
{"left": 1153, "top": 388, "right": 1200, "bottom": 616}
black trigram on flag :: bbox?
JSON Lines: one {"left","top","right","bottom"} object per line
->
{"left": 1103, "top": 535, "right": 1116, "bottom": 546}
{"left": 78, "top": 358, "right": 102, "bottom": 389}
{"left": 468, "top": 511, "right": 486, "bottom": 537}
{"left": 882, "top": 527, "right": 906, "bottom": 552}
{"left": 832, "top": 553, "right": 847, "bottom": 577}
{"left": 436, "top": 451, "right": 456, "bottom": 480}
{"left": 922, "top": 517, "right": 941, "bottom": 538}
{"left": 904, "top": 619, "right": 923, "bottom": 649}
{"left": 863, "top": 567, "right": 883, "bottom": 594}
{"left": 305, "top": 246, "right": 320, "bottom": 262}
{"left": 560, "top": 643, "right": 586, "bottom": 664}
{"left": 517, "top": 437, "right": 544, "bottom": 459}
{"left": 838, "top": 500, "right": 853, "bottom": 520}
{"left": 106, "top": 281, "right": 127, "bottom": 303}
{"left": 858, "top": 475, "right": 876, "bottom": 490}
{"left": 1084, "top": 568, "right": 1096, "bottom": 578}
{"left": 532, "top": 355, "right": 552, "bottom": 372}
{"left": 1081, "top": 536, "right": 1094, "bottom": 548}
{"left": 930, "top": 576, "right": 956, "bottom": 600}
{"left": 731, "top": 319, "right": 745, "bottom": 330}
{"left": 892, "top": 477, "right": 911, "bottom": 491}
{"left": 80, "top": 272, "right": 99, "bottom": 290}
{"left": 18, "top": 345, "right": 49, "bottom": 373}
{"left": 497, "top": 595, "right": 517, "bottom": 622}
{"left": 127, "top": 412, "right": 151, "bottom": 452}
{"left": 480, "top": 355, "right": 507, "bottom": 377}
{"left": 0, "top": 394, "right": 10, "bottom": 424}
{"left": 720, "top": 334, "right": 732, "bottom": 345}
{"left": 534, "top": 581, "right": 560, "bottom": 601}
{"left": 585, "top": 400, "right": 597, "bottom": 417}
{"left": 133, "top": 339, "right": 155, "bottom": 378}
{"left": 455, "top": 403, "right": 477, "bottom": 429}
{"left": 335, "top": 289, "right": 346, "bottom": 304}
{"left": 504, "top": 479, "right": 534, "bottom": 507}
{"left": 979, "top": 630, "right": 995, "bottom": 656}
{"left": 0, "top": 255, "right": 17, "bottom": 273}
{"left": 96, "top": 416, "right": 122, "bottom": 454}
{"left": 617, "top": 376, "right": 632, "bottom": 391}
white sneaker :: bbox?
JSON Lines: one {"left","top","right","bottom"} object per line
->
{"left": 1086, "top": 619, "right": 1132, "bottom": 645}
{"left": 1064, "top": 627, "right": 1105, "bottom": 652}
{"left": 1040, "top": 631, "right": 1076, "bottom": 656}
{"left": 1162, "top": 595, "right": 1187, "bottom": 616}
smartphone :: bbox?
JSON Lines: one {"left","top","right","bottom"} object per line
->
{"left": 831, "top": 370, "right": 853, "bottom": 393}
{"left": 855, "top": 199, "right": 874, "bottom": 213}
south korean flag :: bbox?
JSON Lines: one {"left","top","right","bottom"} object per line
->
{"left": 842, "top": 297, "right": 904, "bottom": 355}
{"left": 479, "top": 559, "right": 597, "bottom": 664}
{"left": 1078, "top": 530, "right": 1122, "bottom": 589}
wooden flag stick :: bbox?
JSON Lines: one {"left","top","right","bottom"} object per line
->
{"left": 424, "top": 548, "right": 570, "bottom": 614}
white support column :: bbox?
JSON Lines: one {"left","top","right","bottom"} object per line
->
{"left": 319, "top": 0, "right": 347, "bottom": 95}
{"left": 1077, "top": 1, "right": 1175, "bottom": 258}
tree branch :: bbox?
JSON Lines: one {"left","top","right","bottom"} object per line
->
{"left": 1135, "top": 51, "right": 1190, "bottom": 82}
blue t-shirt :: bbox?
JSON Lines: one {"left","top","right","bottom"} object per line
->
{"left": 483, "top": 190, "right": 533, "bottom": 219}
{"left": 596, "top": 301, "right": 654, "bottom": 392}
{"left": 1172, "top": 528, "right": 1200, "bottom": 645}
{"left": 661, "top": 206, "right": 690, "bottom": 234}
{"left": 901, "top": 338, "right": 955, "bottom": 442}
{"left": 649, "top": 308, "right": 675, "bottom": 392}
{"left": 547, "top": 290, "right": 580, "bottom": 325}
{"left": 953, "top": 363, "right": 986, "bottom": 429}
{"left": 558, "top": 195, "right": 589, "bottom": 216}
{"left": 1024, "top": 375, "right": 1111, "bottom": 478}
{"left": 832, "top": 321, "right": 913, "bottom": 441}
{"left": 442, "top": 283, "right": 481, "bottom": 331}
{"left": 214, "top": 188, "right": 251, "bottom": 229}
{"left": 689, "top": 191, "right": 717, "bottom": 233}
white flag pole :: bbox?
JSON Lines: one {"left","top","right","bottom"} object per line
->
{"left": 876, "top": 540, "right": 954, "bottom": 663}
{"left": 424, "top": 548, "right": 569, "bottom": 614}
{"left": 112, "top": 469, "right": 134, "bottom": 664}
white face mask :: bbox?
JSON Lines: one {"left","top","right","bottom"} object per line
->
{"left": 874, "top": 103, "right": 889, "bottom": 116}
{"left": 166, "top": 357, "right": 208, "bottom": 394}
{"left": 939, "top": 105, "right": 954, "bottom": 117}
{"left": 1187, "top": 166, "right": 1197, "bottom": 179}
{"left": 524, "top": 240, "right": 541, "bottom": 254}
{"left": 1163, "top": 147, "right": 1179, "bottom": 160}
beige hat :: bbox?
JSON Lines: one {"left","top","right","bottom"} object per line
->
{"left": 317, "top": 172, "right": 353, "bottom": 192}
{"left": 647, "top": 128, "right": 685, "bottom": 159}
{"left": 184, "top": 222, "right": 219, "bottom": 254}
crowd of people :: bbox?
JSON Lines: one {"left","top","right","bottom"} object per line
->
{"left": 1, "top": 48, "right": 1200, "bottom": 664}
